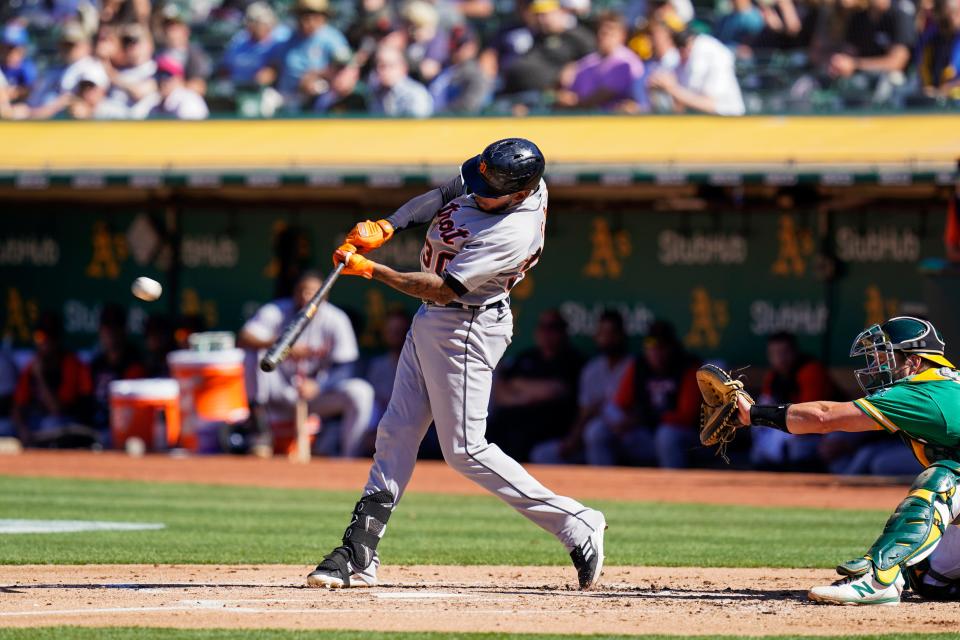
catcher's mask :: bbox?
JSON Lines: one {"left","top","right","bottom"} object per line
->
{"left": 849, "top": 316, "right": 954, "bottom": 395}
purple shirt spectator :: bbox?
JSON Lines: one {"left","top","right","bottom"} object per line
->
{"left": 570, "top": 45, "right": 645, "bottom": 110}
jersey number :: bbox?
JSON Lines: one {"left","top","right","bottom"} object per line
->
{"left": 421, "top": 243, "right": 455, "bottom": 276}
{"left": 506, "top": 247, "right": 542, "bottom": 292}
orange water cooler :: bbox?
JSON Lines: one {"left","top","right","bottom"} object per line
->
{"left": 167, "top": 349, "right": 249, "bottom": 452}
{"left": 108, "top": 379, "right": 181, "bottom": 451}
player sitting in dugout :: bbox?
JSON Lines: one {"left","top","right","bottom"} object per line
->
{"left": 721, "top": 316, "right": 960, "bottom": 605}
{"left": 239, "top": 271, "right": 375, "bottom": 458}
{"left": 601, "top": 320, "right": 703, "bottom": 468}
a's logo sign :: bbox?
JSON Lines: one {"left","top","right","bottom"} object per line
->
{"left": 479, "top": 160, "right": 488, "bottom": 176}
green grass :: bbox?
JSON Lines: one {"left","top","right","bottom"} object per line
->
{"left": 0, "top": 475, "right": 889, "bottom": 568}
{"left": 0, "top": 631, "right": 956, "bottom": 640}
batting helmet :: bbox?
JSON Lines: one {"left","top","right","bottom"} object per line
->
{"left": 461, "top": 138, "right": 545, "bottom": 198}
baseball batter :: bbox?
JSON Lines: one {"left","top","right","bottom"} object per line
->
{"left": 306, "top": 138, "right": 607, "bottom": 590}
{"left": 715, "top": 316, "right": 960, "bottom": 605}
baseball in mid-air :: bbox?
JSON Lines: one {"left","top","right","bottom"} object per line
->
{"left": 131, "top": 277, "right": 162, "bottom": 302}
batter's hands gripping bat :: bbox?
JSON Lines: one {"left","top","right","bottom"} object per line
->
{"left": 259, "top": 262, "right": 346, "bottom": 373}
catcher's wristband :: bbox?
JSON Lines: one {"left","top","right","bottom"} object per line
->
{"left": 750, "top": 404, "right": 791, "bottom": 431}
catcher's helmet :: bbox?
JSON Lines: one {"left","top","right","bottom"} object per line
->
{"left": 849, "top": 316, "right": 954, "bottom": 394}
{"left": 461, "top": 138, "right": 545, "bottom": 198}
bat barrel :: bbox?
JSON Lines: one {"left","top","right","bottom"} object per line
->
{"left": 258, "top": 262, "right": 346, "bottom": 373}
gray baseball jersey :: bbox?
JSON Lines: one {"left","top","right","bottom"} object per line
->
{"left": 347, "top": 175, "right": 603, "bottom": 584}
{"left": 387, "top": 176, "right": 546, "bottom": 306}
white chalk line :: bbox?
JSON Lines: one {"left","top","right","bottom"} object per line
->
{"left": 0, "top": 604, "right": 551, "bottom": 618}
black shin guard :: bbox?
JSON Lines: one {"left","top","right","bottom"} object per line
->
{"left": 317, "top": 490, "right": 395, "bottom": 584}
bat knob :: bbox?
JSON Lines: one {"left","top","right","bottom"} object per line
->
{"left": 259, "top": 358, "right": 277, "bottom": 373}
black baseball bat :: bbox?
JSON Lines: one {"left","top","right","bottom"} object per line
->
{"left": 259, "top": 262, "right": 347, "bottom": 372}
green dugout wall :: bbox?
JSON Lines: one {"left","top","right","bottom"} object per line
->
{"left": 0, "top": 195, "right": 949, "bottom": 366}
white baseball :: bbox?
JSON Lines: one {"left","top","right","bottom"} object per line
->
{"left": 131, "top": 277, "right": 162, "bottom": 302}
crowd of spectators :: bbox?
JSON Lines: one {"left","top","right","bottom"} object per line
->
{"left": 1, "top": 0, "right": 958, "bottom": 119}
{"left": 0, "top": 284, "right": 920, "bottom": 476}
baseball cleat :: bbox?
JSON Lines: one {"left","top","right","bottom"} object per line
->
{"left": 306, "top": 547, "right": 378, "bottom": 589}
{"left": 807, "top": 571, "right": 904, "bottom": 605}
{"left": 570, "top": 511, "right": 606, "bottom": 590}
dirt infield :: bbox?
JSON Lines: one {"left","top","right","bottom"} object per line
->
{"left": 1, "top": 451, "right": 936, "bottom": 636}
{"left": 0, "top": 450, "right": 911, "bottom": 509}
{"left": 1, "top": 564, "right": 956, "bottom": 636}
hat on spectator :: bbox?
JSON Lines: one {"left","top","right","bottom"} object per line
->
{"left": 75, "top": 64, "right": 109, "bottom": 89}
{"left": 245, "top": 1, "right": 277, "bottom": 25}
{"left": 160, "top": 3, "right": 188, "bottom": 24}
{"left": 60, "top": 21, "right": 89, "bottom": 45}
{"left": 530, "top": 0, "right": 562, "bottom": 13}
{"left": 403, "top": 0, "right": 439, "bottom": 29}
{"left": 2, "top": 23, "right": 29, "bottom": 47}
{"left": 294, "top": 0, "right": 330, "bottom": 14}
{"left": 155, "top": 55, "right": 185, "bottom": 78}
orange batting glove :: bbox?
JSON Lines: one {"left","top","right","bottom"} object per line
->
{"left": 333, "top": 243, "right": 375, "bottom": 279}
{"left": 345, "top": 219, "right": 394, "bottom": 254}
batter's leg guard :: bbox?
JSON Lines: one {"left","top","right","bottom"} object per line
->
{"left": 856, "top": 461, "right": 959, "bottom": 586}
{"left": 307, "top": 490, "right": 394, "bottom": 588}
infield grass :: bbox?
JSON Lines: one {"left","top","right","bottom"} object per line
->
{"left": 0, "top": 630, "right": 957, "bottom": 640}
{"left": 0, "top": 475, "right": 888, "bottom": 567}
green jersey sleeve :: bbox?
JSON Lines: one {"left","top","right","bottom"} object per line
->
{"left": 853, "top": 382, "right": 947, "bottom": 443}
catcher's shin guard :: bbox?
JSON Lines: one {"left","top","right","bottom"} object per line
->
{"left": 856, "top": 462, "right": 959, "bottom": 585}
{"left": 309, "top": 490, "right": 394, "bottom": 587}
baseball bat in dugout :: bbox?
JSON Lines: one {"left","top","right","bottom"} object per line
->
{"left": 259, "top": 262, "right": 347, "bottom": 372}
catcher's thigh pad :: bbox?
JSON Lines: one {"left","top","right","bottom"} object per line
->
{"left": 866, "top": 461, "right": 960, "bottom": 585}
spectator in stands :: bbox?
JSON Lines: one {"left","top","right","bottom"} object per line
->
{"left": 90, "top": 305, "right": 146, "bottom": 431}
{"left": 530, "top": 309, "right": 633, "bottom": 464}
{"left": 555, "top": 11, "right": 646, "bottom": 111}
{"left": 27, "top": 21, "right": 109, "bottom": 119}
{"left": 364, "top": 309, "right": 412, "bottom": 430}
{"left": 104, "top": 23, "right": 156, "bottom": 114}
{"left": 68, "top": 64, "right": 130, "bottom": 119}
{"left": 715, "top": 0, "right": 765, "bottom": 47}
{"left": 1, "top": 24, "right": 36, "bottom": 104}
{"left": 156, "top": 3, "right": 213, "bottom": 96}
{"left": 646, "top": 26, "right": 746, "bottom": 115}
{"left": 12, "top": 311, "right": 93, "bottom": 446}
{"left": 430, "top": 25, "right": 492, "bottom": 113}
{"left": 827, "top": 0, "right": 915, "bottom": 81}
{"left": 258, "top": 0, "right": 352, "bottom": 111}
{"left": 142, "top": 55, "right": 210, "bottom": 119}
{"left": 98, "top": 0, "right": 151, "bottom": 27}
{"left": 478, "top": 0, "right": 536, "bottom": 81}
{"left": 750, "top": 331, "right": 837, "bottom": 470}
{"left": 345, "top": 0, "right": 401, "bottom": 73}
{"left": 487, "top": 309, "right": 584, "bottom": 461}
{"left": 603, "top": 320, "right": 702, "bottom": 467}
{"left": 916, "top": 0, "right": 960, "bottom": 99}
{"left": 0, "top": 68, "right": 10, "bottom": 118}
{"left": 748, "top": 0, "right": 808, "bottom": 53}
{"left": 499, "top": 0, "right": 596, "bottom": 110}
{"left": 239, "top": 270, "right": 374, "bottom": 457}
{"left": 220, "top": 2, "right": 289, "bottom": 86}
{"left": 403, "top": 0, "right": 449, "bottom": 84}
{"left": 368, "top": 43, "right": 435, "bottom": 116}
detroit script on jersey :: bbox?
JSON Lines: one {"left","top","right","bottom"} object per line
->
{"left": 419, "top": 180, "right": 548, "bottom": 307}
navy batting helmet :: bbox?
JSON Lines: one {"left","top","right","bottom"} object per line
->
{"left": 461, "top": 138, "right": 545, "bottom": 198}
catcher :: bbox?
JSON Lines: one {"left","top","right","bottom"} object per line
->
{"left": 698, "top": 316, "right": 960, "bottom": 605}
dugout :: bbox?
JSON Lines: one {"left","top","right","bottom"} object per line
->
{"left": 1, "top": 115, "right": 958, "bottom": 383}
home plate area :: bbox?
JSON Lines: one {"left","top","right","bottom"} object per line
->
{"left": 1, "top": 565, "right": 957, "bottom": 636}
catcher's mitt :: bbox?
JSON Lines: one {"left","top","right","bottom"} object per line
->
{"left": 696, "top": 364, "right": 754, "bottom": 451}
